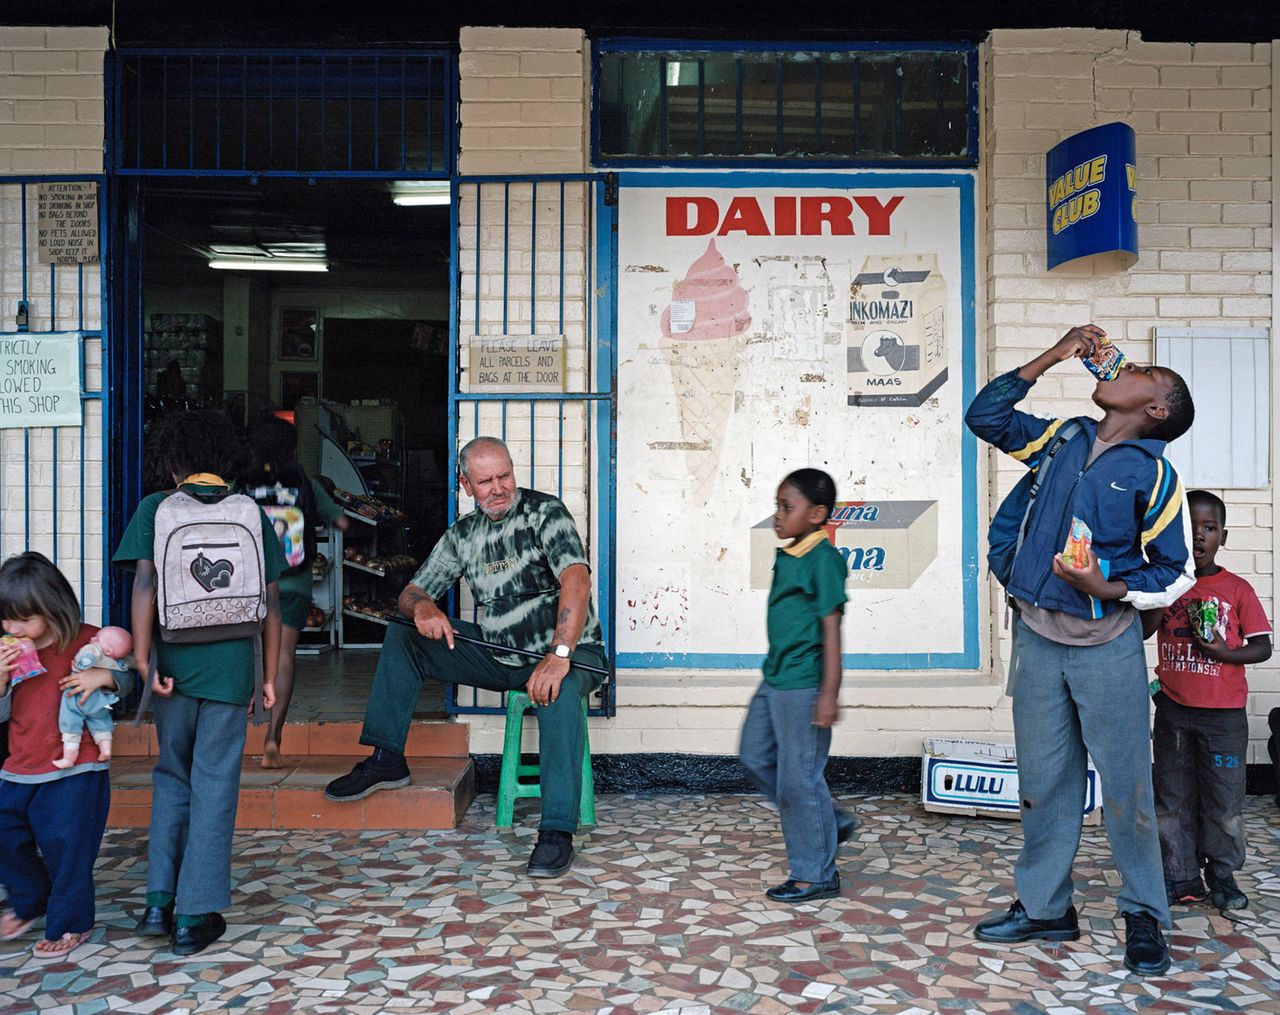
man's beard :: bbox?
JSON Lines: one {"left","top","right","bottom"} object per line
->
{"left": 479, "top": 487, "right": 520, "bottom": 520}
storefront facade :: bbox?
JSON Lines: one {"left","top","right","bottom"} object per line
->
{"left": 0, "top": 23, "right": 1276, "bottom": 776}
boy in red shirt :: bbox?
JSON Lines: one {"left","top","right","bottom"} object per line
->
{"left": 1144, "top": 490, "right": 1272, "bottom": 913}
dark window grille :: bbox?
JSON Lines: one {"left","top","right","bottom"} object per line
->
{"left": 113, "top": 49, "right": 454, "bottom": 177}
{"left": 594, "top": 42, "right": 977, "bottom": 166}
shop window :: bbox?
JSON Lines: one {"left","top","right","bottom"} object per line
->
{"left": 594, "top": 43, "right": 976, "bottom": 166}
{"left": 114, "top": 50, "right": 453, "bottom": 177}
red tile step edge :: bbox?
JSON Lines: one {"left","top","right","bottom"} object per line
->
{"left": 112, "top": 718, "right": 469, "bottom": 760}
{"left": 108, "top": 755, "right": 476, "bottom": 830}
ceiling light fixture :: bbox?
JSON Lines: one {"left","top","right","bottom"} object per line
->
{"left": 208, "top": 256, "right": 329, "bottom": 272}
{"left": 390, "top": 181, "right": 451, "bottom": 207}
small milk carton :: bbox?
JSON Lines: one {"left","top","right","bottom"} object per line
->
{"left": 921, "top": 738, "right": 1103, "bottom": 825}
{"left": 847, "top": 253, "right": 948, "bottom": 407}
{"left": 749, "top": 499, "right": 939, "bottom": 591}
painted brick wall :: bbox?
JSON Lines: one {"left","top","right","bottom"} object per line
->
{"left": 984, "top": 29, "right": 1277, "bottom": 762}
{"left": 0, "top": 27, "right": 108, "bottom": 621}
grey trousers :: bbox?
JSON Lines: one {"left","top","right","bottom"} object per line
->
{"left": 1008, "top": 614, "right": 1171, "bottom": 927}
{"left": 147, "top": 694, "right": 247, "bottom": 915}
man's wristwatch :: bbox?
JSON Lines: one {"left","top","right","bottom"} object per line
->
{"left": 551, "top": 643, "right": 572, "bottom": 659}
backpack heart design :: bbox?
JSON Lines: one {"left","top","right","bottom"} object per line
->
{"left": 190, "top": 551, "right": 235, "bottom": 592}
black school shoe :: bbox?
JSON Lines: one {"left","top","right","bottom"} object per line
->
{"left": 974, "top": 900, "right": 1080, "bottom": 943}
{"left": 171, "top": 912, "right": 227, "bottom": 957}
{"left": 1166, "top": 875, "right": 1208, "bottom": 906}
{"left": 1122, "top": 911, "right": 1171, "bottom": 976}
{"left": 135, "top": 903, "right": 174, "bottom": 937}
{"left": 324, "top": 749, "right": 411, "bottom": 801}
{"left": 766, "top": 874, "right": 842, "bottom": 904}
{"left": 1206, "top": 869, "right": 1248, "bottom": 911}
{"left": 527, "top": 830, "right": 574, "bottom": 878}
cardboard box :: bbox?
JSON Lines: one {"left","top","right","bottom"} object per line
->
{"left": 749, "top": 499, "right": 939, "bottom": 590}
{"left": 921, "top": 738, "right": 1103, "bottom": 825}
{"left": 847, "top": 253, "right": 948, "bottom": 407}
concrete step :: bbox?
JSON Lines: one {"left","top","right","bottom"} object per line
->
{"left": 112, "top": 717, "right": 469, "bottom": 760}
{"left": 108, "top": 755, "right": 476, "bottom": 830}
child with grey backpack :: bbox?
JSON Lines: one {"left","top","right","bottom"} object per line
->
{"left": 112, "top": 410, "right": 286, "bottom": 957}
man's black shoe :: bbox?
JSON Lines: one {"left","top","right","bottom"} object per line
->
{"left": 974, "top": 900, "right": 1080, "bottom": 943}
{"left": 766, "top": 875, "right": 841, "bottom": 903}
{"left": 527, "top": 830, "right": 574, "bottom": 878}
{"left": 1206, "top": 869, "right": 1248, "bottom": 911}
{"left": 171, "top": 912, "right": 227, "bottom": 957}
{"left": 135, "top": 903, "right": 174, "bottom": 937}
{"left": 1122, "top": 911, "right": 1171, "bottom": 976}
{"left": 324, "top": 749, "right": 411, "bottom": 801}
{"left": 1166, "top": 875, "right": 1207, "bottom": 906}
{"left": 836, "top": 811, "right": 857, "bottom": 844}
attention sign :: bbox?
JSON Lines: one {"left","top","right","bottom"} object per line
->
{"left": 37, "top": 182, "right": 99, "bottom": 266}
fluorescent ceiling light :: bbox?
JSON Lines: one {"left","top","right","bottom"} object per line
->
{"left": 391, "top": 181, "right": 451, "bottom": 206}
{"left": 208, "top": 257, "right": 328, "bottom": 272}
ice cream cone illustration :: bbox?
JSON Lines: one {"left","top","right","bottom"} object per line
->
{"left": 659, "top": 240, "right": 752, "bottom": 502}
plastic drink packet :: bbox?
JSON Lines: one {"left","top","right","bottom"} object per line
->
{"left": 1, "top": 634, "right": 46, "bottom": 686}
{"left": 1192, "top": 598, "right": 1219, "bottom": 641}
{"left": 1062, "top": 516, "right": 1092, "bottom": 570}
{"left": 1083, "top": 335, "right": 1127, "bottom": 381}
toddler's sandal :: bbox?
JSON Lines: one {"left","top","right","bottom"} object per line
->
{"left": 31, "top": 929, "right": 91, "bottom": 962}
{"left": 0, "top": 909, "right": 39, "bottom": 941}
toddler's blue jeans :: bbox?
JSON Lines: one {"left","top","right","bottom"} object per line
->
{"left": 58, "top": 688, "right": 118, "bottom": 739}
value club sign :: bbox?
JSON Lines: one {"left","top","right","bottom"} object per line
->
{"left": 1045, "top": 122, "right": 1138, "bottom": 270}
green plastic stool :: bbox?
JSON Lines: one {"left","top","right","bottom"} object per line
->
{"left": 496, "top": 689, "right": 595, "bottom": 831}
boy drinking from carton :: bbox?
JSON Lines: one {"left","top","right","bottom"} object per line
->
{"left": 965, "top": 324, "right": 1195, "bottom": 977}
{"left": 1142, "top": 490, "right": 1272, "bottom": 913}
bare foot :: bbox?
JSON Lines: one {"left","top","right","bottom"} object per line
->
{"left": 51, "top": 751, "right": 79, "bottom": 770}
{"left": 261, "top": 741, "right": 282, "bottom": 769}
{"left": 96, "top": 740, "right": 112, "bottom": 761}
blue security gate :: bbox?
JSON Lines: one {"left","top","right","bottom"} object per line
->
{"left": 0, "top": 177, "right": 111, "bottom": 620}
{"left": 448, "top": 174, "right": 617, "bottom": 717}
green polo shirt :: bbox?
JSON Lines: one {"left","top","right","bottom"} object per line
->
{"left": 113, "top": 484, "right": 288, "bottom": 706}
{"left": 763, "top": 533, "right": 848, "bottom": 690}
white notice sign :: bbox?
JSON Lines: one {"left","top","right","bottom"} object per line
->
{"left": 0, "top": 334, "right": 82, "bottom": 429}
{"left": 37, "top": 182, "right": 100, "bottom": 265}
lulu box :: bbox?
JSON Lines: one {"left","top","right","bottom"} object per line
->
{"left": 922, "top": 738, "right": 1103, "bottom": 825}
{"left": 749, "top": 499, "right": 939, "bottom": 591}
{"left": 847, "top": 253, "right": 948, "bottom": 408}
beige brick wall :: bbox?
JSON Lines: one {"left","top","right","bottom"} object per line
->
{"left": 984, "top": 29, "right": 1278, "bottom": 762}
{"left": 0, "top": 27, "right": 108, "bottom": 621}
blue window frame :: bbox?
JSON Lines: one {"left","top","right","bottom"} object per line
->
{"left": 593, "top": 39, "right": 978, "bottom": 168}
{"left": 112, "top": 49, "right": 455, "bottom": 178}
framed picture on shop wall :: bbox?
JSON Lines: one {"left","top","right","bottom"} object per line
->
{"left": 280, "top": 306, "right": 319, "bottom": 360}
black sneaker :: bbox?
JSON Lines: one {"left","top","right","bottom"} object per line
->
{"left": 171, "top": 912, "right": 227, "bottom": 957}
{"left": 527, "top": 830, "right": 574, "bottom": 878}
{"left": 1165, "top": 875, "right": 1207, "bottom": 906}
{"left": 1122, "top": 911, "right": 1171, "bottom": 976}
{"left": 324, "top": 749, "right": 411, "bottom": 802}
{"left": 1206, "top": 869, "right": 1248, "bottom": 911}
{"left": 974, "top": 899, "right": 1080, "bottom": 943}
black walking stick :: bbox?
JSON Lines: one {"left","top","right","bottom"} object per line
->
{"left": 384, "top": 613, "right": 611, "bottom": 677}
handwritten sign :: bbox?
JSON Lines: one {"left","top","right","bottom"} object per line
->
{"left": 467, "top": 335, "right": 565, "bottom": 392}
{"left": 37, "top": 182, "right": 99, "bottom": 265}
{"left": 0, "top": 334, "right": 82, "bottom": 429}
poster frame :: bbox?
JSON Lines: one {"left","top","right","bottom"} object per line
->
{"left": 610, "top": 169, "right": 980, "bottom": 671}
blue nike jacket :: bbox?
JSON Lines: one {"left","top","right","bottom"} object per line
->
{"left": 966, "top": 370, "right": 1194, "bottom": 619}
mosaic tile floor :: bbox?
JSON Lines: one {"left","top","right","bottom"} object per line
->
{"left": 4, "top": 794, "right": 1280, "bottom": 1014}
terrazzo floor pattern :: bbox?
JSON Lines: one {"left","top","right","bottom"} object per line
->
{"left": 4, "top": 794, "right": 1280, "bottom": 1014}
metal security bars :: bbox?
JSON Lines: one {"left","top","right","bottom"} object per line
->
{"left": 594, "top": 40, "right": 978, "bottom": 167}
{"left": 112, "top": 49, "right": 454, "bottom": 178}
{"left": 449, "top": 175, "right": 616, "bottom": 717}
{"left": 0, "top": 178, "right": 110, "bottom": 621}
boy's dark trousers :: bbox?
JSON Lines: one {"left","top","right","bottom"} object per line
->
{"left": 1152, "top": 692, "right": 1248, "bottom": 881}
{"left": 0, "top": 770, "right": 110, "bottom": 940}
{"left": 148, "top": 693, "right": 247, "bottom": 915}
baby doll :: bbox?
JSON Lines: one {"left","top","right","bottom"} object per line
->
{"left": 54, "top": 625, "right": 135, "bottom": 769}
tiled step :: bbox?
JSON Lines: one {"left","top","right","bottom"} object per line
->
{"left": 112, "top": 717, "right": 469, "bottom": 760}
{"left": 107, "top": 755, "right": 476, "bottom": 830}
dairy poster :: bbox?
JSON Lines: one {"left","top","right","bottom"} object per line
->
{"left": 615, "top": 176, "right": 977, "bottom": 669}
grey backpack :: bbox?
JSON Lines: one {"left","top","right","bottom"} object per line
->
{"left": 153, "top": 490, "right": 267, "bottom": 643}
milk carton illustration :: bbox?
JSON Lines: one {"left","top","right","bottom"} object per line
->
{"left": 847, "top": 254, "right": 947, "bottom": 407}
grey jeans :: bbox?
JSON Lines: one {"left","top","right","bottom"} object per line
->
{"left": 1008, "top": 614, "right": 1171, "bottom": 927}
{"left": 147, "top": 693, "right": 247, "bottom": 915}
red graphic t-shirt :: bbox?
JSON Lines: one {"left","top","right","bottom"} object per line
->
{"left": 1156, "top": 569, "right": 1271, "bottom": 709}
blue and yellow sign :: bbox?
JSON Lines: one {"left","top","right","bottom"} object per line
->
{"left": 1045, "top": 122, "right": 1137, "bottom": 270}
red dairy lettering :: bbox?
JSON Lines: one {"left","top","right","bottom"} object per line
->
{"left": 853, "top": 195, "right": 904, "bottom": 235}
{"left": 800, "top": 196, "right": 855, "bottom": 235}
{"left": 717, "top": 196, "right": 770, "bottom": 236}
{"left": 773, "top": 196, "right": 797, "bottom": 236}
{"left": 666, "top": 196, "right": 719, "bottom": 235}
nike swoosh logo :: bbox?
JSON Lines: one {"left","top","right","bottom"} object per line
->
{"left": 1111, "top": 482, "right": 1127, "bottom": 491}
